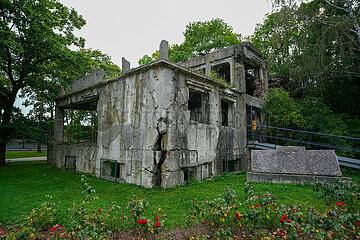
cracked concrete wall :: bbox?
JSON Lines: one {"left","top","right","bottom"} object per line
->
{"left": 93, "top": 64, "right": 244, "bottom": 188}
{"left": 54, "top": 45, "right": 267, "bottom": 188}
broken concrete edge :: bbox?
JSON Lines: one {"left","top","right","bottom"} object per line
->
{"left": 55, "top": 59, "right": 242, "bottom": 101}
{"left": 179, "top": 42, "right": 264, "bottom": 67}
{"left": 247, "top": 172, "right": 352, "bottom": 185}
{"left": 242, "top": 42, "right": 263, "bottom": 58}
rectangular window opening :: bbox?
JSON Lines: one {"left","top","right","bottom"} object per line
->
{"left": 64, "top": 107, "right": 98, "bottom": 145}
{"left": 100, "top": 159, "right": 124, "bottom": 182}
{"left": 211, "top": 63, "right": 231, "bottom": 83}
{"left": 65, "top": 156, "right": 76, "bottom": 171}
{"left": 221, "top": 100, "right": 229, "bottom": 127}
{"left": 188, "top": 90, "right": 210, "bottom": 124}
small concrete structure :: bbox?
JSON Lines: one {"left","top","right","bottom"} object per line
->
{"left": 247, "top": 146, "right": 347, "bottom": 184}
{"left": 52, "top": 40, "right": 268, "bottom": 188}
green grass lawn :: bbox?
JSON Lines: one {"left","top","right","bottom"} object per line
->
{"left": 0, "top": 162, "right": 358, "bottom": 228}
{"left": 5, "top": 151, "right": 47, "bottom": 159}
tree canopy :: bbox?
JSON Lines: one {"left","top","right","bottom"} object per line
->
{"left": 251, "top": 0, "right": 360, "bottom": 115}
{"left": 138, "top": 18, "right": 242, "bottom": 65}
{"left": 0, "top": 0, "right": 86, "bottom": 165}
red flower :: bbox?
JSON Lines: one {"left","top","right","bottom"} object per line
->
{"left": 156, "top": 222, "right": 161, "bottom": 227}
{"left": 138, "top": 219, "right": 143, "bottom": 225}
{"left": 50, "top": 227, "right": 55, "bottom": 231}
{"left": 255, "top": 204, "right": 260, "bottom": 208}
{"left": 286, "top": 219, "right": 292, "bottom": 223}
{"left": 90, "top": 221, "right": 92, "bottom": 224}
{"left": 357, "top": 222, "right": 360, "bottom": 227}
{"left": 273, "top": 206, "right": 277, "bottom": 210}
{"left": 281, "top": 215, "right": 287, "bottom": 220}
{"left": 280, "top": 218, "right": 284, "bottom": 224}
{"left": 335, "top": 202, "right": 345, "bottom": 207}
{"left": 295, "top": 223, "right": 299, "bottom": 228}
{"left": 202, "top": 221, "right": 206, "bottom": 224}
{"left": 98, "top": 208, "right": 101, "bottom": 212}
{"left": 143, "top": 219, "right": 147, "bottom": 224}
{"left": 235, "top": 212, "right": 240, "bottom": 219}
{"left": 155, "top": 216, "right": 159, "bottom": 221}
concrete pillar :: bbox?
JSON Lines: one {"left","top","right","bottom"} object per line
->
{"left": 121, "top": 57, "right": 130, "bottom": 76}
{"left": 205, "top": 57, "right": 211, "bottom": 77}
{"left": 58, "top": 85, "right": 64, "bottom": 97}
{"left": 159, "top": 40, "right": 168, "bottom": 60}
{"left": 234, "top": 63, "right": 245, "bottom": 92}
{"left": 54, "top": 106, "right": 64, "bottom": 145}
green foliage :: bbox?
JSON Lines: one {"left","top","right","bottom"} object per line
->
{"left": 251, "top": 0, "right": 360, "bottom": 114}
{"left": 171, "top": 18, "right": 242, "bottom": 62}
{"left": 0, "top": 0, "right": 87, "bottom": 165}
{"left": 314, "top": 178, "right": 360, "bottom": 212}
{"left": 138, "top": 18, "right": 242, "bottom": 64}
{"left": 78, "top": 48, "right": 121, "bottom": 80}
{"left": 64, "top": 109, "right": 97, "bottom": 144}
{"left": 27, "top": 195, "right": 59, "bottom": 231}
{"left": 264, "top": 88, "right": 305, "bottom": 129}
{"left": 138, "top": 54, "right": 154, "bottom": 66}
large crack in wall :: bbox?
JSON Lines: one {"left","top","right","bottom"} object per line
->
{"left": 153, "top": 131, "right": 167, "bottom": 187}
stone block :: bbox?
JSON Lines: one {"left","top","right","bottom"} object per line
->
{"left": 72, "top": 69, "right": 105, "bottom": 92}
{"left": 159, "top": 40, "right": 168, "bottom": 60}
{"left": 251, "top": 146, "right": 342, "bottom": 176}
{"left": 121, "top": 57, "right": 130, "bottom": 76}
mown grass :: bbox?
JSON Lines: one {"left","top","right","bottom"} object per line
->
{"left": 0, "top": 162, "right": 358, "bottom": 228}
{"left": 5, "top": 151, "right": 47, "bottom": 159}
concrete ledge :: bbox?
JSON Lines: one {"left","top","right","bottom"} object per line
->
{"left": 247, "top": 172, "right": 351, "bottom": 184}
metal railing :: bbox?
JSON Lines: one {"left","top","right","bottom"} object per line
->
{"left": 247, "top": 125, "right": 360, "bottom": 163}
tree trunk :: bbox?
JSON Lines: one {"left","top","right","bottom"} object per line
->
{"left": 0, "top": 88, "right": 19, "bottom": 166}
{"left": 37, "top": 104, "right": 44, "bottom": 153}
{"left": 0, "top": 143, "right": 6, "bottom": 166}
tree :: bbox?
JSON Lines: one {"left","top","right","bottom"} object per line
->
{"left": 264, "top": 88, "right": 305, "bottom": 129}
{"left": 138, "top": 18, "right": 242, "bottom": 65}
{"left": 250, "top": 0, "right": 360, "bottom": 114}
{"left": 0, "top": 0, "right": 86, "bottom": 166}
{"left": 21, "top": 48, "right": 120, "bottom": 153}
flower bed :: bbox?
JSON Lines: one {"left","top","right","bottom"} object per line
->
{"left": 0, "top": 176, "right": 359, "bottom": 239}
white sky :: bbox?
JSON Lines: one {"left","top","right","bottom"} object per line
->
{"left": 60, "top": 0, "right": 272, "bottom": 67}
{"left": 16, "top": 0, "right": 272, "bottom": 114}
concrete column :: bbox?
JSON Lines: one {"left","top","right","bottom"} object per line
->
{"left": 159, "top": 40, "right": 168, "bottom": 60}
{"left": 121, "top": 57, "right": 130, "bottom": 76}
{"left": 58, "top": 85, "right": 64, "bottom": 97}
{"left": 205, "top": 57, "right": 211, "bottom": 77}
{"left": 234, "top": 63, "right": 245, "bottom": 92}
{"left": 54, "top": 106, "right": 64, "bottom": 145}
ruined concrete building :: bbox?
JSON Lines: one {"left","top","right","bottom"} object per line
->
{"left": 52, "top": 40, "right": 268, "bottom": 188}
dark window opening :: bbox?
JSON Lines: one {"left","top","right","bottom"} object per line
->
{"left": 211, "top": 63, "right": 231, "bottom": 83}
{"left": 221, "top": 100, "right": 229, "bottom": 126}
{"left": 100, "top": 159, "right": 124, "bottom": 182}
{"left": 183, "top": 167, "right": 195, "bottom": 184}
{"left": 188, "top": 90, "right": 209, "bottom": 124}
{"left": 245, "top": 63, "right": 262, "bottom": 97}
{"left": 65, "top": 156, "right": 76, "bottom": 171}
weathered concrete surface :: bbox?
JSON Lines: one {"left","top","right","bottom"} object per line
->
{"left": 251, "top": 146, "right": 342, "bottom": 176}
{"left": 72, "top": 69, "right": 105, "bottom": 92}
{"left": 53, "top": 41, "right": 267, "bottom": 188}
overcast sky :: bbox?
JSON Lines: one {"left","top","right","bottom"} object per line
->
{"left": 60, "top": 0, "right": 273, "bottom": 67}
{"left": 16, "top": 0, "right": 273, "bottom": 113}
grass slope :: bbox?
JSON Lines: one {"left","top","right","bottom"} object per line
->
{"left": 0, "top": 162, "right": 358, "bottom": 228}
